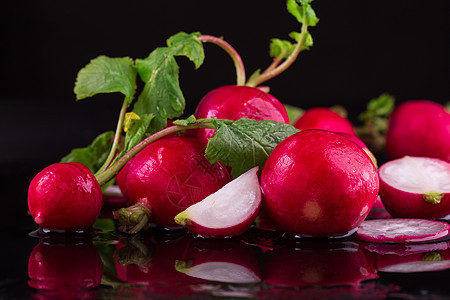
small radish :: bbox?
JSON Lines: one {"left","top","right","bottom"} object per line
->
{"left": 378, "top": 156, "right": 450, "bottom": 219}
{"left": 28, "top": 238, "right": 103, "bottom": 297}
{"left": 293, "top": 107, "right": 356, "bottom": 136}
{"left": 386, "top": 100, "right": 450, "bottom": 162}
{"left": 261, "top": 129, "right": 379, "bottom": 238}
{"left": 356, "top": 218, "right": 450, "bottom": 243}
{"left": 27, "top": 162, "right": 103, "bottom": 232}
{"left": 193, "top": 85, "right": 290, "bottom": 144}
{"left": 115, "top": 134, "right": 231, "bottom": 233}
{"left": 174, "top": 167, "right": 261, "bottom": 238}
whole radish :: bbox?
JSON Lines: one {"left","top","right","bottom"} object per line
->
{"left": 115, "top": 134, "right": 231, "bottom": 232}
{"left": 260, "top": 129, "right": 379, "bottom": 238}
{"left": 193, "top": 85, "right": 290, "bottom": 144}
{"left": 386, "top": 100, "right": 450, "bottom": 162}
{"left": 293, "top": 107, "right": 356, "bottom": 136}
{"left": 28, "top": 162, "right": 103, "bottom": 232}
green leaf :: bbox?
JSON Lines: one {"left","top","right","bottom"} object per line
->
{"left": 60, "top": 131, "right": 114, "bottom": 173}
{"left": 284, "top": 103, "right": 305, "bottom": 125}
{"left": 359, "top": 93, "right": 395, "bottom": 121}
{"left": 289, "top": 31, "right": 313, "bottom": 50}
{"left": 133, "top": 32, "right": 205, "bottom": 133}
{"left": 205, "top": 118, "right": 300, "bottom": 178}
{"left": 117, "top": 113, "right": 154, "bottom": 160}
{"left": 287, "top": 0, "right": 319, "bottom": 27}
{"left": 74, "top": 56, "right": 137, "bottom": 104}
{"left": 172, "top": 115, "right": 197, "bottom": 126}
{"left": 270, "top": 38, "right": 295, "bottom": 59}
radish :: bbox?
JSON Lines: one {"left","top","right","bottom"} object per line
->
{"left": 193, "top": 85, "right": 290, "bottom": 144}
{"left": 378, "top": 156, "right": 450, "bottom": 219}
{"left": 386, "top": 100, "right": 450, "bottom": 162}
{"left": 114, "top": 134, "right": 231, "bottom": 232}
{"left": 356, "top": 218, "right": 450, "bottom": 243}
{"left": 336, "top": 132, "right": 378, "bottom": 168}
{"left": 28, "top": 239, "right": 103, "bottom": 297}
{"left": 27, "top": 162, "right": 103, "bottom": 232}
{"left": 260, "top": 129, "right": 379, "bottom": 237}
{"left": 174, "top": 167, "right": 261, "bottom": 238}
{"left": 293, "top": 107, "right": 356, "bottom": 136}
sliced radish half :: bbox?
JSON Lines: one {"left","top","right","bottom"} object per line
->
{"left": 356, "top": 219, "right": 450, "bottom": 243}
{"left": 174, "top": 167, "right": 261, "bottom": 238}
{"left": 175, "top": 260, "right": 261, "bottom": 283}
{"left": 379, "top": 156, "right": 450, "bottom": 219}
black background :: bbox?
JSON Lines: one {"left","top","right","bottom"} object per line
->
{"left": 0, "top": 1, "right": 449, "bottom": 296}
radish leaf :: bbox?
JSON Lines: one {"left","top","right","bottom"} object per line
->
{"left": 205, "top": 118, "right": 299, "bottom": 178}
{"left": 74, "top": 56, "right": 137, "bottom": 104}
{"left": 133, "top": 32, "right": 204, "bottom": 133}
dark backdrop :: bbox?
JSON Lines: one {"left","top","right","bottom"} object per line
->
{"left": 1, "top": 0, "right": 449, "bottom": 215}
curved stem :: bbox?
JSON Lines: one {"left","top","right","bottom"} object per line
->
{"left": 95, "top": 122, "right": 215, "bottom": 186}
{"left": 198, "top": 35, "right": 246, "bottom": 86}
{"left": 96, "top": 99, "right": 128, "bottom": 175}
{"left": 246, "top": 23, "right": 309, "bottom": 87}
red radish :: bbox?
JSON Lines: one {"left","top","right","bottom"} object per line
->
{"left": 27, "top": 162, "right": 103, "bottom": 232}
{"left": 193, "top": 85, "right": 290, "bottom": 144}
{"left": 378, "top": 156, "right": 450, "bottom": 219}
{"left": 174, "top": 167, "right": 261, "bottom": 238}
{"left": 336, "top": 132, "right": 378, "bottom": 168}
{"left": 115, "top": 134, "right": 231, "bottom": 231}
{"left": 262, "top": 241, "right": 378, "bottom": 288}
{"left": 28, "top": 239, "right": 103, "bottom": 298}
{"left": 293, "top": 107, "right": 356, "bottom": 136}
{"left": 356, "top": 218, "right": 450, "bottom": 243}
{"left": 260, "top": 129, "right": 379, "bottom": 237}
{"left": 386, "top": 100, "right": 450, "bottom": 162}
{"left": 175, "top": 238, "right": 261, "bottom": 284}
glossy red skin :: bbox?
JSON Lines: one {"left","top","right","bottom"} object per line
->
{"left": 193, "top": 85, "right": 290, "bottom": 144}
{"left": 293, "top": 107, "right": 356, "bottom": 136}
{"left": 183, "top": 205, "right": 260, "bottom": 238}
{"left": 386, "top": 100, "right": 450, "bottom": 162}
{"left": 262, "top": 241, "right": 378, "bottom": 287}
{"left": 28, "top": 162, "right": 103, "bottom": 231}
{"left": 118, "top": 135, "right": 231, "bottom": 227}
{"left": 379, "top": 175, "right": 450, "bottom": 219}
{"left": 28, "top": 240, "right": 103, "bottom": 299}
{"left": 261, "top": 130, "right": 379, "bottom": 237}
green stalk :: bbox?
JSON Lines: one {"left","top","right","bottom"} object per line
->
{"left": 198, "top": 35, "right": 246, "bottom": 86}
{"left": 246, "top": 22, "right": 309, "bottom": 87}
{"left": 95, "top": 122, "right": 215, "bottom": 186}
{"left": 96, "top": 98, "right": 129, "bottom": 175}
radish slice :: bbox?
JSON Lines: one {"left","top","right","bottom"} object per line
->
{"left": 379, "top": 260, "right": 450, "bottom": 273}
{"left": 378, "top": 156, "right": 450, "bottom": 219}
{"left": 174, "top": 167, "right": 261, "bottom": 238}
{"left": 356, "top": 219, "right": 450, "bottom": 243}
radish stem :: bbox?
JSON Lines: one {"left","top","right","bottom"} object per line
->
{"left": 198, "top": 35, "right": 246, "bottom": 86}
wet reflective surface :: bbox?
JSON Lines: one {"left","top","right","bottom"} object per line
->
{"left": 1, "top": 208, "right": 448, "bottom": 300}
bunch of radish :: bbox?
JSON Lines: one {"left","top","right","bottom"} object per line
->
{"left": 27, "top": 0, "right": 449, "bottom": 247}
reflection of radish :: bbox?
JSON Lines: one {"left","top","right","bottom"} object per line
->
{"left": 176, "top": 238, "right": 261, "bottom": 284}
{"left": 174, "top": 167, "right": 261, "bottom": 238}
{"left": 115, "top": 135, "right": 231, "bottom": 231}
{"left": 356, "top": 218, "right": 450, "bottom": 243}
{"left": 261, "top": 130, "right": 379, "bottom": 237}
{"left": 386, "top": 100, "right": 450, "bottom": 162}
{"left": 28, "top": 162, "right": 103, "bottom": 232}
{"left": 28, "top": 239, "right": 103, "bottom": 299}
{"left": 193, "top": 85, "right": 289, "bottom": 144}
{"left": 293, "top": 107, "right": 356, "bottom": 136}
{"left": 262, "top": 241, "right": 378, "bottom": 287}
{"left": 378, "top": 156, "right": 450, "bottom": 219}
